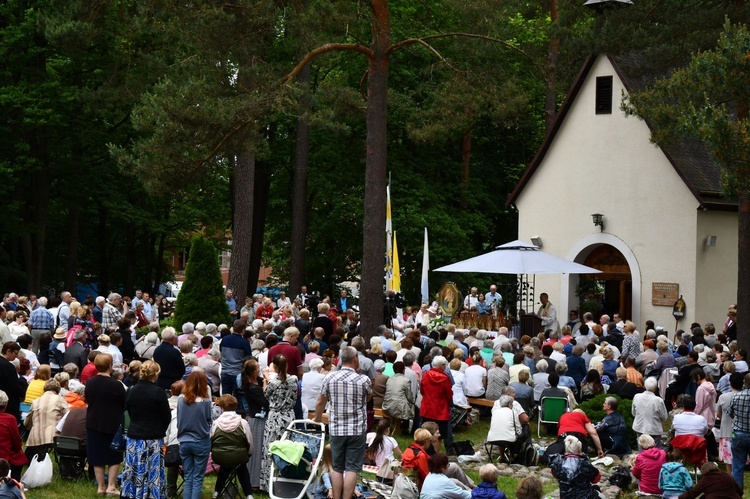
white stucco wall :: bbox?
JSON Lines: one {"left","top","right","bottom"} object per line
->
{"left": 515, "top": 55, "right": 708, "bottom": 329}
{"left": 695, "top": 211, "right": 738, "bottom": 326}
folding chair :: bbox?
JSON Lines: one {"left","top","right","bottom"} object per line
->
{"left": 214, "top": 464, "right": 244, "bottom": 499}
{"left": 538, "top": 396, "right": 568, "bottom": 438}
{"left": 484, "top": 441, "right": 513, "bottom": 464}
{"left": 53, "top": 436, "right": 88, "bottom": 480}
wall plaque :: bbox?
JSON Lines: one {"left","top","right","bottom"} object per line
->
{"left": 652, "top": 282, "right": 679, "bottom": 306}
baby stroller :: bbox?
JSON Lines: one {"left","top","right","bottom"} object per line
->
{"left": 269, "top": 419, "right": 326, "bottom": 499}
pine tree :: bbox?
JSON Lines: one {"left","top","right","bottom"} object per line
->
{"left": 173, "top": 235, "right": 231, "bottom": 330}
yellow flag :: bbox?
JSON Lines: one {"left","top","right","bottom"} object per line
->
{"left": 392, "top": 231, "right": 401, "bottom": 292}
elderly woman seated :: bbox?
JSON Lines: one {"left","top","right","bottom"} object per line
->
{"left": 549, "top": 435, "right": 602, "bottom": 499}
{"left": 135, "top": 331, "right": 160, "bottom": 360}
{"left": 533, "top": 359, "right": 551, "bottom": 405}
{"left": 487, "top": 395, "right": 524, "bottom": 459}
{"left": 24, "top": 379, "right": 69, "bottom": 462}
{"left": 631, "top": 435, "right": 666, "bottom": 496}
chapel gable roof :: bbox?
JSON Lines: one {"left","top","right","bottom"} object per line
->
{"left": 507, "top": 53, "right": 736, "bottom": 211}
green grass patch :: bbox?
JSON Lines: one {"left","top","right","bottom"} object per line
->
{"left": 22, "top": 414, "right": 750, "bottom": 499}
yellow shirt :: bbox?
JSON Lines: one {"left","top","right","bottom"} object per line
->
{"left": 24, "top": 379, "right": 46, "bottom": 404}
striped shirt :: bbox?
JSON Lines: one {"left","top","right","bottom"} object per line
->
{"left": 320, "top": 366, "right": 371, "bottom": 436}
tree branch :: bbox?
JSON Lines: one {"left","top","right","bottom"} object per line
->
{"left": 284, "top": 43, "right": 373, "bottom": 84}
{"left": 184, "top": 120, "right": 251, "bottom": 180}
{"left": 386, "top": 33, "right": 532, "bottom": 62}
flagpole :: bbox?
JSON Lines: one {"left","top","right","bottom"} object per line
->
{"left": 421, "top": 227, "right": 429, "bottom": 304}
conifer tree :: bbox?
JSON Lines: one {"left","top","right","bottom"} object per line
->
{"left": 173, "top": 235, "right": 231, "bottom": 330}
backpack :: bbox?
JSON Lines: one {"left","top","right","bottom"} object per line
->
{"left": 609, "top": 466, "right": 633, "bottom": 489}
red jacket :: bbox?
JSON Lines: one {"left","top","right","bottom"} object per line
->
{"left": 419, "top": 367, "right": 452, "bottom": 421}
{"left": 632, "top": 447, "right": 666, "bottom": 495}
{"left": 400, "top": 443, "right": 429, "bottom": 489}
{"left": 0, "top": 412, "right": 27, "bottom": 467}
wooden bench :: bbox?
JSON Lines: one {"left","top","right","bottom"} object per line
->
{"left": 466, "top": 397, "right": 495, "bottom": 408}
{"left": 374, "top": 408, "right": 385, "bottom": 420}
{"left": 308, "top": 411, "right": 329, "bottom": 424}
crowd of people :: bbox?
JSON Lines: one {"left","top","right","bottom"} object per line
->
{"left": 0, "top": 289, "right": 748, "bottom": 499}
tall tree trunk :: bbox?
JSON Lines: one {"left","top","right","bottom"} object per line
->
{"left": 143, "top": 232, "right": 156, "bottom": 293}
{"left": 98, "top": 204, "right": 109, "bottom": 295}
{"left": 460, "top": 129, "right": 472, "bottom": 210}
{"left": 737, "top": 96, "right": 749, "bottom": 351}
{"left": 289, "top": 61, "right": 311, "bottom": 297}
{"left": 64, "top": 202, "right": 81, "bottom": 291}
{"left": 125, "top": 221, "right": 137, "bottom": 294}
{"left": 26, "top": 168, "right": 50, "bottom": 294}
{"left": 227, "top": 152, "right": 255, "bottom": 307}
{"left": 248, "top": 157, "right": 272, "bottom": 297}
{"left": 738, "top": 196, "right": 750, "bottom": 350}
{"left": 153, "top": 207, "right": 169, "bottom": 295}
{"left": 545, "top": 0, "right": 560, "bottom": 132}
{"left": 359, "top": 0, "right": 391, "bottom": 339}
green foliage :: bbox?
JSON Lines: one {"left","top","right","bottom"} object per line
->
{"left": 173, "top": 235, "right": 231, "bottom": 329}
{"left": 577, "top": 394, "right": 637, "bottom": 449}
{"left": 624, "top": 20, "right": 750, "bottom": 196}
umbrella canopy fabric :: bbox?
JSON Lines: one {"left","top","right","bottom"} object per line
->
{"left": 434, "top": 240, "right": 602, "bottom": 275}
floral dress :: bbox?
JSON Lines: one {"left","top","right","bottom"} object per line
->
{"left": 75, "top": 317, "right": 97, "bottom": 350}
{"left": 260, "top": 375, "right": 298, "bottom": 491}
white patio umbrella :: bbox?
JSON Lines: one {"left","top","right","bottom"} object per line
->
{"left": 434, "top": 240, "right": 601, "bottom": 275}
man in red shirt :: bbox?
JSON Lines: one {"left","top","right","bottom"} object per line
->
{"left": 267, "top": 327, "right": 304, "bottom": 378}
{"left": 557, "top": 409, "right": 604, "bottom": 457}
{"left": 419, "top": 356, "right": 454, "bottom": 453}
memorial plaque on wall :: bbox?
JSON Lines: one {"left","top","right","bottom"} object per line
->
{"left": 652, "top": 282, "right": 679, "bottom": 306}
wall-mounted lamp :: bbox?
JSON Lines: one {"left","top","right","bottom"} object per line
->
{"left": 706, "top": 235, "right": 717, "bottom": 247}
{"left": 530, "top": 236, "right": 543, "bottom": 248}
{"left": 591, "top": 213, "right": 604, "bottom": 232}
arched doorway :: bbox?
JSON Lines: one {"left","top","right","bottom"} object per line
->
{"left": 562, "top": 234, "right": 641, "bottom": 325}
{"left": 582, "top": 245, "right": 632, "bottom": 319}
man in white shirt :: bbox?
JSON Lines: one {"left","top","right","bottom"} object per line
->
{"left": 672, "top": 395, "right": 708, "bottom": 437}
{"left": 57, "top": 291, "right": 73, "bottom": 329}
{"left": 131, "top": 289, "right": 143, "bottom": 310}
{"left": 463, "top": 288, "right": 479, "bottom": 311}
{"left": 493, "top": 327, "right": 511, "bottom": 349}
{"left": 277, "top": 291, "right": 292, "bottom": 309}
{"left": 632, "top": 377, "right": 668, "bottom": 446}
{"left": 485, "top": 285, "right": 502, "bottom": 314}
{"left": 141, "top": 292, "right": 154, "bottom": 321}
{"left": 415, "top": 303, "right": 429, "bottom": 326}
{"left": 599, "top": 314, "right": 610, "bottom": 334}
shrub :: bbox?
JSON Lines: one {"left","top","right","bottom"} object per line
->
{"left": 172, "top": 235, "right": 231, "bottom": 330}
{"left": 577, "top": 393, "right": 637, "bottom": 449}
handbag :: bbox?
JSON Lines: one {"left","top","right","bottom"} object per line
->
{"left": 452, "top": 440, "right": 475, "bottom": 456}
{"left": 164, "top": 444, "right": 181, "bottom": 467}
{"left": 110, "top": 422, "right": 126, "bottom": 452}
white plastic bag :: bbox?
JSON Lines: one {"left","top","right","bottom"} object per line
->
{"left": 21, "top": 453, "right": 53, "bottom": 488}
{"left": 391, "top": 473, "right": 418, "bottom": 499}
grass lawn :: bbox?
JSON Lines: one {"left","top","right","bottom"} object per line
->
{"left": 23, "top": 416, "right": 750, "bottom": 499}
